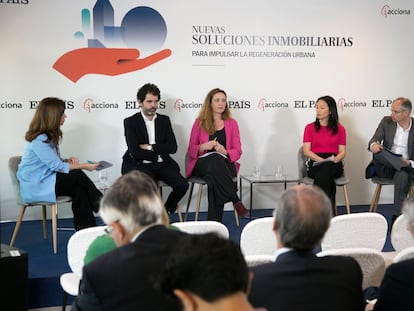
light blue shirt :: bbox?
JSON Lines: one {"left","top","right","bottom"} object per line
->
{"left": 17, "top": 134, "right": 70, "bottom": 203}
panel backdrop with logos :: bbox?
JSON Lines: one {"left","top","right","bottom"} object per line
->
{"left": 1, "top": 0, "right": 413, "bottom": 220}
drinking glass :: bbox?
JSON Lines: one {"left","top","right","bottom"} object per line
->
{"left": 275, "top": 164, "right": 284, "bottom": 180}
{"left": 252, "top": 165, "right": 261, "bottom": 179}
{"left": 98, "top": 171, "right": 109, "bottom": 188}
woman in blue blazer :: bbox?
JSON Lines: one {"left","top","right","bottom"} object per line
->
{"left": 17, "top": 97, "right": 102, "bottom": 230}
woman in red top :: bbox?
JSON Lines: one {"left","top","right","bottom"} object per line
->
{"left": 303, "top": 95, "right": 346, "bottom": 214}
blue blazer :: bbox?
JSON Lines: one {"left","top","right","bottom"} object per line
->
{"left": 17, "top": 134, "right": 69, "bottom": 203}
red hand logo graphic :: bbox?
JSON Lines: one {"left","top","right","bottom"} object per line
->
{"left": 53, "top": 48, "right": 171, "bottom": 82}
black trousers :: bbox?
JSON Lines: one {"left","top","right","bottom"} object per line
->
{"left": 308, "top": 155, "right": 343, "bottom": 215}
{"left": 55, "top": 169, "right": 102, "bottom": 231}
{"left": 193, "top": 153, "right": 239, "bottom": 221}
{"left": 122, "top": 160, "right": 188, "bottom": 212}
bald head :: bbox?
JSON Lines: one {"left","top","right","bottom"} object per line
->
{"left": 393, "top": 97, "right": 412, "bottom": 113}
{"left": 274, "top": 185, "right": 332, "bottom": 250}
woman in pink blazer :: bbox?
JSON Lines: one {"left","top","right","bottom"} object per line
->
{"left": 186, "top": 88, "right": 249, "bottom": 221}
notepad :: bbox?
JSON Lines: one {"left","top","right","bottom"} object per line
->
{"left": 382, "top": 146, "right": 403, "bottom": 157}
{"left": 312, "top": 155, "right": 335, "bottom": 167}
{"left": 88, "top": 160, "right": 113, "bottom": 171}
{"left": 198, "top": 151, "right": 227, "bottom": 159}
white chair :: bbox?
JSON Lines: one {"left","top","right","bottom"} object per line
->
{"left": 8, "top": 156, "right": 72, "bottom": 254}
{"left": 317, "top": 247, "right": 386, "bottom": 289}
{"left": 171, "top": 220, "right": 229, "bottom": 239}
{"left": 298, "top": 147, "right": 351, "bottom": 214}
{"left": 157, "top": 180, "right": 183, "bottom": 222}
{"left": 60, "top": 226, "right": 106, "bottom": 311}
{"left": 321, "top": 212, "right": 388, "bottom": 251}
{"left": 382, "top": 214, "right": 414, "bottom": 265}
{"left": 244, "top": 254, "right": 274, "bottom": 267}
{"left": 240, "top": 217, "right": 277, "bottom": 256}
{"left": 392, "top": 246, "right": 414, "bottom": 263}
{"left": 391, "top": 214, "right": 414, "bottom": 252}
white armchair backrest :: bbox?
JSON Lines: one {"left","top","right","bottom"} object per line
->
{"left": 321, "top": 212, "right": 387, "bottom": 251}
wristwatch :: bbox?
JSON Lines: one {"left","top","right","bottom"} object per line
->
{"left": 147, "top": 145, "right": 153, "bottom": 151}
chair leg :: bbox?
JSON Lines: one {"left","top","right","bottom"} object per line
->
{"left": 233, "top": 209, "right": 239, "bottom": 227}
{"left": 62, "top": 291, "right": 67, "bottom": 311}
{"left": 52, "top": 204, "right": 58, "bottom": 254}
{"left": 342, "top": 185, "right": 351, "bottom": 214}
{"left": 159, "top": 185, "right": 183, "bottom": 222}
{"left": 42, "top": 205, "right": 47, "bottom": 239}
{"left": 195, "top": 184, "right": 203, "bottom": 221}
{"left": 185, "top": 183, "right": 195, "bottom": 221}
{"left": 10, "top": 205, "right": 27, "bottom": 246}
{"left": 177, "top": 205, "right": 183, "bottom": 222}
{"left": 409, "top": 185, "right": 414, "bottom": 196}
{"left": 370, "top": 184, "right": 382, "bottom": 212}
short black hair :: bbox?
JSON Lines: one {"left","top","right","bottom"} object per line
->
{"left": 157, "top": 232, "right": 249, "bottom": 302}
{"left": 136, "top": 83, "right": 161, "bottom": 103}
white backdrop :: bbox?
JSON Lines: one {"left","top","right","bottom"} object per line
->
{"left": 1, "top": 0, "right": 413, "bottom": 221}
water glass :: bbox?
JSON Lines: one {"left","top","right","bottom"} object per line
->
{"left": 99, "top": 171, "right": 109, "bottom": 188}
{"left": 252, "top": 165, "right": 261, "bottom": 179}
{"left": 275, "top": 164, "right": 284, "bottom": 180}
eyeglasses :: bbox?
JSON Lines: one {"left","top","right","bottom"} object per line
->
{"left": 391, "top": 109, "right": 406, "bottom": 114}
{"left": 104, "top": 220, "right": 119, "bottom": 235}
{"left": 104, "top": 225, "right": 114, "bottom": 235}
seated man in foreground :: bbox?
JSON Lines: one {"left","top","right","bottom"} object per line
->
{"left": 72, "top": 171, "right": 185, "bottom": 311}
{"left": 365, "top": 195, "right": 414, "bottom": 311}
{"left": 249, "top": 184, "right": 364, "bottom": 311}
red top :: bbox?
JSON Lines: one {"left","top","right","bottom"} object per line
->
{"left": 303, "top": 123, "right": 346, "bottom": 154}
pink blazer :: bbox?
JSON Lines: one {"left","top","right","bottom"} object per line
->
{"left": 186, "top": 118, "right": 242, "bottom": 178}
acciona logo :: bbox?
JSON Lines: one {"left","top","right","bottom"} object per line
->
{"left": 381, "top": 4, "right": 411, "bottom": 18}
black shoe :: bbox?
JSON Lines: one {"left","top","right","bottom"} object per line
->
{"left": 165, "top": 204, "right": 177, "bottom": 213}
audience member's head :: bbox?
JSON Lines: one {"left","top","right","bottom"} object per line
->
{"left": 402, "top": 195, "right": 414, "bottom": 237}
{"left": 157, "top": 232, "right": 255, "bottom": 311}
{"left": 99, "top": 170, "right": 164, "bottom": 246}
{"left": 273, "top": 184, "right": 332, "bottom": 250}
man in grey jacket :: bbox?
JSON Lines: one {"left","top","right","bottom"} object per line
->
{"left": 368, "top": 97, "right": 414, "bottom": 225}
